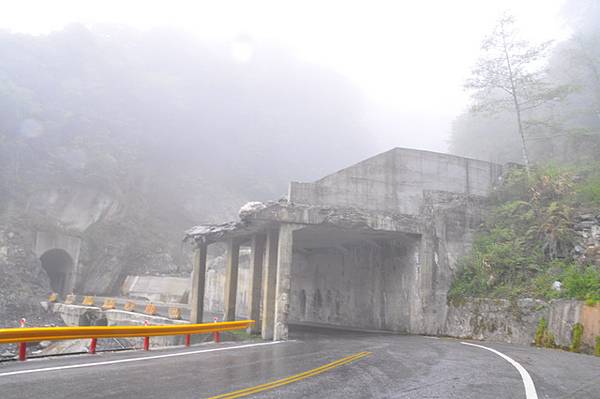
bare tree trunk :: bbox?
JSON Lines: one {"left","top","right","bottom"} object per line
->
{"left": 502, "top": 31, "right": 531, "bottom": 175}
{"left": 513, "top": 97, "right": 531, "bottom": 174}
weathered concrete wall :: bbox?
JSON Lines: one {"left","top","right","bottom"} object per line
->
{"left": 278, "top": 191, "right": 488, "bottom": 336}
{"left": 188, "top": 148, "right": 504, "bottom": 340}
{"left": 115, "top": 253, "right": 254, "bottom": 319}
{"left": 289, "top": 239, "right": 420, "bottom": 331}
{"left": 121, "top": 275, "right": 190, "bottom": 303}
{"left": 49, "top": 303, "right": 188, "bottom": 347}
{"left": 202, "top": 251, "right": 251, "bottom": 318}
{"left": 548, "top": 300, "right": 600, "bottom": 349}
{"left": 49, "top": 303, "right": 105, "bottom": 326}
{"left": 289, "top": 148, "right": 502, "bottom": 215}
{"left": 581, "top": 303, "right": 600, "bottom": 348}
{"left": 445, "top": 299, "right": 600, "bottom": 351}
{"left": 414, "top": 191, "right": 488, "bottom": 335}
{"left": 548, "top": 300, "right": 582, "bottom": 348}
{"left": 444, "top": 298, "right": 549, "bottom": 345}
{"left": 33, "top": 231, "right": 82, "bottom": 262}
{"left": 280, "top": 149, "right": 501, "bottom": 337}
{"left": 105, "top": 309, "right": 189, "bottom": 347}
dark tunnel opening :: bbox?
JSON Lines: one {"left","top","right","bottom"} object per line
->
{"left": 40, "top": 248, "right": 74, "bottom": 294}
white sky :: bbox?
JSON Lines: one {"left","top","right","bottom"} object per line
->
{"left": 0, "top": 0, "right": 569, "bottom": 152}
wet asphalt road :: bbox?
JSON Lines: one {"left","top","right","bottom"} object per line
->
{"left": 1, "top": 326, "right": 599, "bottom": 399}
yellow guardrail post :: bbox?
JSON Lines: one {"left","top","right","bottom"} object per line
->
{"left": 168, "top": 307, "right": 182, "bottom": 320}
{"left": 144, "top": 303, "right": 157, "bottom": 316}
{"left": 102, "top": 298, "right": 116, "bottom": 310}
{"left": 64, "top": 293, "right": 76, "bottom": 305}
{"left": 82, "top": 296, "right": 95, "bottom": 306}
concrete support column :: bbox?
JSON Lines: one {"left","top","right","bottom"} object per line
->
{"left": 248, "top": 234, "right": 266, "bottom": 334}
{"left": 274, "top": 223, "right": 301, "bottom": 341}
{"left": 66, "top": 259, "right": 81, "bottom": 294}
{"left": 190, "top": 243, "right": 208, "bottom": 324}
{"left": 66, "top": 269, "right": 78, "bottom": 294}
{"left": 261, "top": 229, "right": 279, "bottom": 340}
{"left": 411, "top": 228, "right": 437, "bottom": 334}
{"left": 223, "top": 239, "right": 241, "bottom": 321}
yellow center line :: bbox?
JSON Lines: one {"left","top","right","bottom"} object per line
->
{"left": 207, "top": 351, "right": 372, "bottom": 399}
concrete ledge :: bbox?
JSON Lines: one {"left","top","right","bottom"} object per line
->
{"left": 50, "top": 303, "right": 105, "bottom": 326}
{"left": 104, "top": 309, "right": 189, "bottom": 326}
{"left": 289, "top": 321, "right": 401, "bottom": 335}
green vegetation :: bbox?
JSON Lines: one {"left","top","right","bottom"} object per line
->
{"left": 228, "top": 329, "right": 259, "bottom": 341}
{"left": 576, "top": 167, "right": 600, "bottom": 206}
{"left": 570, "top": 323, "right": 584, "bottom": 352}
{"left": 449, "top": 164, "right": 600, "bottom": 302}
{"left": 448, "top": 2, "right": 600, "bottom": 305}
{"left": 595, "top": 336, "right": 600, "bottom": 357}
{"left": 534, "top": 318, "right": 547, "bottom": 347}
{"left": 534, "top": 318, "right": 556, "bottom": 348}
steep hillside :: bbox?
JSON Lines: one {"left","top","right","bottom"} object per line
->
{"left": 449, "top": 163, "right": 600, "bottom": 303}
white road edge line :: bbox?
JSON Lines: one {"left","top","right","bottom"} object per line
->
{"left": 0, "top": 341, "right": 286, "bottom": 378}
{"left": 461, "top": 342, "right": 538, "bottom": 399}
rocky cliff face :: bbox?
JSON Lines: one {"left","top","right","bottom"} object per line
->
{"left": 0, "top": 221, "right": 62, "bottom": 328}
{"left": 574, "top": 213, "right": 600, "bottom": 266}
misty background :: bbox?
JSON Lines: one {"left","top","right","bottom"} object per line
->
{"left": 0, "top": 0, "right": 598, "bottom": 307}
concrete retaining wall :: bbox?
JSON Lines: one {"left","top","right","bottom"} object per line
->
{"left": 445, "top": 298, "right": 600, "bottom": 351}
{"left": 105, "top": 309, "right": 189, "bottom": 347}
{"left": 289, "top": 148, "right": 502, "bottom": 215}
{"left": 444, "top": 298, "right": 548, "bottom": 345}
{"left": 548, "top": 300, "right": 600, "bottom": 349}
{"left": 50, "top": 303, "right": 105, "bottom": 326}
{"left": 121, "top": 275, "right": 190, "bottom": 303}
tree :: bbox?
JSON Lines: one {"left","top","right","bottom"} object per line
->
{"left": 466, "top": 14, "right": 569, "bottom": 173}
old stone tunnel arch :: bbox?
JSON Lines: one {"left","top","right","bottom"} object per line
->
{"left": 40, "top": 248, "right": 74, "bottom": 295}
{"left": 34, "top": 231, "right": 81, "bottom": 295}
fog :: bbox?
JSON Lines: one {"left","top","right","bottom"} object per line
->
{"left": 2, "top": 0, "right": 568, "bottom": 155}
{"left": 1, "top": 0, "right": 598, "bottom": 299}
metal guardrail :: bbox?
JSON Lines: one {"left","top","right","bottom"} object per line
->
{"left": 1, "top": 320, "right": 254, "bottom": 360}
{"left": 0, "top": 320, "right": 254, "bottom": 344}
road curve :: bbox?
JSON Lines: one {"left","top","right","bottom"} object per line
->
{"left": 0, "top": 326, "right": 598, "bottom": 398}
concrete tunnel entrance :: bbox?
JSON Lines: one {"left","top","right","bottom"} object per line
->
{"left": 186, "top": 147, "right": 504, "bottom": 339}
{"left": 40, "top": 248, "right": 74, "bottom": 295}
{"left": 289, "top": 226, "right": 422, "bottom": 333}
